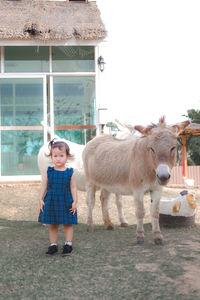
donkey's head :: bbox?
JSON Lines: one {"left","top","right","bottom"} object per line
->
{"left": 135, "top": 117, "right": 190, "bottom": 185}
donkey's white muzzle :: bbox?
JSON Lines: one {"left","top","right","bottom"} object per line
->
{"left": 156, "top": 164, "right": 171, "bottom": 185}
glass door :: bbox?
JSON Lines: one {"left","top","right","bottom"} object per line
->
{"left": 50, "top": 75, "right": 96, "bottom": 144}
{"left": 0, "top": 76, "right": 47, "bottom": 177}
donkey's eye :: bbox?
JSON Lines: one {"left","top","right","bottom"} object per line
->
{"left": 150, "top": 147, "right": 155, "bottom": 154}
{"left": 170, "top": 146, "right": 176, "bottom": 153}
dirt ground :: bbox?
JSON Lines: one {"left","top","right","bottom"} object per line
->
{"left": 0, "top": 184, "right": 200, "bottom": 299}
{"left": 0, "top": 183, "right": 199, "bottom": 225}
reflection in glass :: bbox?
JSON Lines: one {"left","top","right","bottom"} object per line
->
{"left": 0, "top": 78, "right": 43, "bottom": 126}
{"left": 56, "top": 129, "right": 96, "bottom": 145}
{"left": 0, "top": 78, "right": 44, "bottom": 175}
{"left": 5, "top": 46, "right": 49, "bottom": 73}
{"left": 53, "top": 76, "right": 95, "bottom": 144}
{"left": 1, "top": 130, "right": 43, "bottom": 175}
{"left": 52, "top": 46, "right": 95, "bottom": 72}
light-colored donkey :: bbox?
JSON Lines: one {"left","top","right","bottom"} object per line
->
{"left": 37, "top": 125, "right": 133, "bottom": 228}
{"left": 82, "top": 117, "right": 190, "bottom": 244}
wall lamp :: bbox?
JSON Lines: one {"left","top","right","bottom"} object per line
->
{"left": 98, "top": 56, "right": 105, "bottom": 72}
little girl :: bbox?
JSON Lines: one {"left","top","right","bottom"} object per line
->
{"left": 38, "top": 140, "right": 78, "bottom": 256}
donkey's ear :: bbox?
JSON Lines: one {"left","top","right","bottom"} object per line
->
{"left": 159, "top": 115, "right": 166, "bottom": 127}
{"left": 134, "top": 125, "right": 153, "bottom": 136}
{"left": 172, "top": 120, "right": 190, "bottom": 135}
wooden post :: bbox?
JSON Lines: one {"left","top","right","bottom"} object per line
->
{"left": 181, "top": 135, "right": 187, "bottom": 177}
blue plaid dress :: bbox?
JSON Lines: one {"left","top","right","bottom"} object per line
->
{"left": 38, "top": 167, "right": 78, "bottom": 225}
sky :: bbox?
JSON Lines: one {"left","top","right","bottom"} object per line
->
{"left": 97, "top": 0, "right": 200, "bottom": 126}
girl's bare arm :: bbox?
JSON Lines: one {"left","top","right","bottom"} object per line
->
{"left": 70, "top": 173, "right": 78, "bottom": 214}
{"left": 38, "top": 172, "right": 48, "bottom": 212}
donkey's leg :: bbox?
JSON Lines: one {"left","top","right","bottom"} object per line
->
{"left": 150, "top": 189, "right": 163, "bottom": 245}
{"left": 100, "top": 189, "right": 114, "bottom": 230}
{"left": 133, "top": 190, "right": 145, "bottom": 244}
{"left": 115, "top": 194, "right": 128, "bottom": 227}
{"left": 86, "top": 183, "right": 96, "bottom": 232}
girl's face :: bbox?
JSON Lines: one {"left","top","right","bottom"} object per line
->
{"left": 51, "top": 147, "right": 68, "bottom": 169}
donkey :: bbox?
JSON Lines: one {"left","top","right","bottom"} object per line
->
{"left": 82, "top": 117, "right": 190, "bottom": 244}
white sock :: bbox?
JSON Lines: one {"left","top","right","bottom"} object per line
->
{"left": 65, "top": 242, "right": 72, "bottom": 246}
{"left": 50, "top": 243, "right": 57, "bottom": 246}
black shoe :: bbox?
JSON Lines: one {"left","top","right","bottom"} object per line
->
{"left": 62, "top": 244, "right": 73, "bottom": 256}
{"left": 46, "top": 245, "right": 58, "bottom": 256}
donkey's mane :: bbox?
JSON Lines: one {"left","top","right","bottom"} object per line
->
{"left": 146, "top": 116, "right": 166, "bottom": 133}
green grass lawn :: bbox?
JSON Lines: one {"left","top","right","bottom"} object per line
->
{"left": 1, "top": 217, "right": 200, "bottom": 300}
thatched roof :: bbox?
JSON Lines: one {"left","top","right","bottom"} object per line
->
{"left": 0, "top": 0, "right": 107, "bottom": 41}
{"left": 179, "top": 123, "right": 200, "bottom": 136}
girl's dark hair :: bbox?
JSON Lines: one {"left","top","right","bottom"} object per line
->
{"left": 48, "top": 139, "right": 73, "bottom": 158}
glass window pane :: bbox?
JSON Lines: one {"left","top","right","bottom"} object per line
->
{"left": 0, "top": 78, "right": 43, "bottom": 126}
{"left": 0, "top": 78, "right": 44, "bottom": 176}
{"left": 1, "top": 130, "right": 43, "bottom": 176}
{"left": 5, "top": 46, "right": 49, "bottom": 72}
{"left": 55, "top": 129, "right": 96, "bottom": 145}
{"left": 52, "top": 46, "right": 95, "bottom": 72}
{"left": 53, "top": 76, "right": 95, "bottom": 144}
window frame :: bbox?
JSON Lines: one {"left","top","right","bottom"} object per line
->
{"left": 0, "top": 74, "right": 47, "bottom": 181}
{"left": 0, "top": 45, "right": 99, "bottom": 181}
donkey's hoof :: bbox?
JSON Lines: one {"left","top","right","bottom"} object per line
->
{"left": 120, "top": 222, "right": 128, "bottom": 227}
{"left": 87, "top": 226, "right": 94, "bottom": 233}
{"left": 107, "top": 225, "right": 114, "bottom": 230}
{"left": 137, "top": 237, "right": 144, "bottom": 244}
{"left": 154, "top": 238, "right": 163, "bottom": 245}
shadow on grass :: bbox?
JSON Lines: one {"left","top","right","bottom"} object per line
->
{"left": 1, "top": 218, "right": 200, "bottom": 300}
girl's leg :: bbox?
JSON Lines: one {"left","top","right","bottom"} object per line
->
{"left": 46, "top": 225, "right": 59, "bottom": 255}
{"left": 49, "top": 224, "right": 59, "bottom": 244}
{"left": 63, "top": 225, "right": 73, "bottom": 243}
{"left": 62, "top": 225, "right": 73, "bottom": 255}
